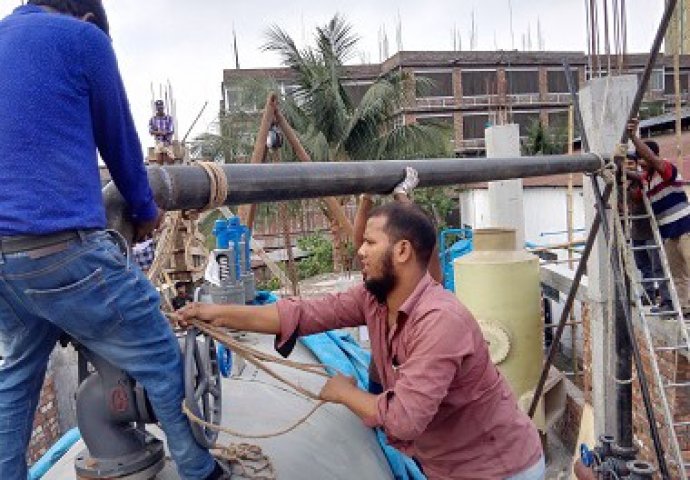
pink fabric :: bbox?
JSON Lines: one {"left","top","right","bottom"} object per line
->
{"left": 276, "top": 274, "right": 542, "bottom": 479}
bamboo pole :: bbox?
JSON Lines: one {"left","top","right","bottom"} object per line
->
{"left": 567, "top": 103, "right": 579, "bottom": 381}
{"left": 567, "top": 105, "right": 575, "bottom": 271}
{"left": 239, "top": 94, "right": 277, "bottom": 229}
{"left": 274, "top": 109, "right": 354, "bottom": 240}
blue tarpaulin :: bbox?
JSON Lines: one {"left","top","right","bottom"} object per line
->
{"left": 301, "top": 331, "right": 426, "bottom": 480}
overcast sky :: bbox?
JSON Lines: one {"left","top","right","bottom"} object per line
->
{"left": 0, "top": 0, "right": 665, "bottom": 147}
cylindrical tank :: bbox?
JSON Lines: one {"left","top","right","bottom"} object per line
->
{"left": 453, "top": 228, "right": 544, "bottom": 427}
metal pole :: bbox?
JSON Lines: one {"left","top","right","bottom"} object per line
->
{"left": 590, "top": 177, "right": 670, "bottom": 479}
{"left": 528, "top": 182, "right": 612, "bottom": 418}
{"left": 619, "top": 0, "right": 678, "bottom": 144}
{"left": 562, "top": 59, "right": 589, "bottom": 152}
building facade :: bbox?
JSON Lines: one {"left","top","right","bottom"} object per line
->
{"left": 222, "top": 51, "right": 690, "bottom": 157}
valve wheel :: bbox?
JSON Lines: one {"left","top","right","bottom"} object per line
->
{"left": 184, "top": 328, "right": 223, "bottom": 448}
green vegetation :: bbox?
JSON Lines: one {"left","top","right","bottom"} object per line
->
{"left": 522, "top": 120, "right": 567, "bottom": 156}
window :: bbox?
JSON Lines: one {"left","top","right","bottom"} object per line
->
{"left": 417, "top": 115, "right": 453, "bottom": 127}
{"left": 511, "top": 112, "right": 540, "bottom": 136}
{"left": 415, "top": 71, "right": 454, "bottom": 98}
{"left": 664, "top": 72, "right": 689, "bottom": 94}
{"left": 461, "top": 70, "right": 497, "bottom": 96}
{"left": 548, "top": 110, "right": 570, "bottom": 130}
{"left": 649, "top": 68, "right": 664, "bottom": 92}
{"left": 506, "top": 70, "right": 540, "bottom": 94}
{"left": 547, "top": 70, "right": 578, "bottom": 93}
{"left": 463, "top": 114, "right": 489, "bottom": 139}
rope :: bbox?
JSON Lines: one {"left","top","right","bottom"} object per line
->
{"left": 604, "top": 164, "right": 638, "bottom": 386}
{"left": 197, "top": 162, "right": 228, "bottom": 210}
{"left": 211, "top": 443, "right": 276, "bottom": 479}
{"left": 181, "top": 319, "right": 337, "bottom": 439}
{"left": 188, "top": 320, "right": 330, "bottom": 382}
{"left": 586, "top": 152, "right": 611, "bottom": 179}
{"left": 183, "top": 399, "right": 326, "bottom": 439}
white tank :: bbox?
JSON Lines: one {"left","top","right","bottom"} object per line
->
{"left": 454, "top": 228, "right": 545, "bottom": 428}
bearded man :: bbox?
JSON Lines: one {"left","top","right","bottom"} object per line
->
{"left": 177, "top": 202, "right": 544, "bottom": 480}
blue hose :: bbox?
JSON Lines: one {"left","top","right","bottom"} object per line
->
{"left": 29, "top": 427, "right": 81, "bottom": 479}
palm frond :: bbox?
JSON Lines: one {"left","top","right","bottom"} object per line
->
{"left": 315, "top": 13, "right": 359, "bottom": 65}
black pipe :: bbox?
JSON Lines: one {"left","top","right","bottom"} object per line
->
{"left": 104, "top": 154, "right": 606, "bottom": 238}
{"left": 528, "top": 182, "right": 612, "bottom": 418}
{"left": 619, "top": 0, "right": 678, "bottom": 144}
{"left": 615, "top": 261, "right": 634, "bottom": 449}
{"left": 590, "top": 177, "right": 670, "bottom": 479}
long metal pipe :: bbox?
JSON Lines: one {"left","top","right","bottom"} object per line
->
{"left": 590, "top": 178, "right": 669, "bottom": 479}
{"left": 104, "top": 154, "right": 606, "bottom": 235}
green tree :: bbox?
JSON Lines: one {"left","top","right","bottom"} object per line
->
{"left": 263, "top": 14, "right": 451, "bottom": 162}
{"left": 522, "top": 120, "right": 567, "bottom": 156}
{"left": 190, "top": 77, "right": 278, "bottom": 163}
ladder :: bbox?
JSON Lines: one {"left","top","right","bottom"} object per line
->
{"left": 623, "top": 190, "right": 690, "bottom": 479}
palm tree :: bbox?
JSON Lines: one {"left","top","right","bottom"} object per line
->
{"left": 263, "top": 14, "right": 451, "bottom": 163}
{"left": 190, "top": 77, "right": 279, "bottom": 163}
{"left": 263, "top": 14, "right": 451, "bottom": 270}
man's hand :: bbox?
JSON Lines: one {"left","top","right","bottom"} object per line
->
{"left": 175, "top": 302, "right": 229, "bottom": 329}
{"left": 134, "top": 207, "right": 164, "bottom": 242}
{"left": 319, "top": 374, "right": 358, "bottom": 404}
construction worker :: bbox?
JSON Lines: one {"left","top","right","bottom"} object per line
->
{"left": 625, "top": 154, "right": 672, "bottom": 312}
{"left": 172, "top": 282, "right": 193, "bottom": 311}
{"left": 149, "top": 99, "right": 176, "bottom": 164}
{"left": 178, "top": 202, "right": 545, "bottom": 480}
{"left": 627, "top": 119, "right": 690, "bottom": 315}
{"left": 354, "top": 167, "right": 444, "bottom": 396}
{"left": 354, "top": 167, "right": 443, "bottom": 283}
{"left": 0, "top": 2, "right": 228, "bottom": 479}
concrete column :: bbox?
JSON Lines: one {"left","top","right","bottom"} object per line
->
{"left": 485, "top": 124, "right": 525, "bottom": 247}
{"left": 578, "top": 74, "right": 637, "bottom": 438}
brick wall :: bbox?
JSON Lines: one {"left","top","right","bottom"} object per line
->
{"left": 27, "top": 373, "right": 61, "bottom": 465}
{"left": 582, "top": 303, "right": 593, "bottom": 404}
{"left": 632, "top": 328, "right": 688, "bottom": 479}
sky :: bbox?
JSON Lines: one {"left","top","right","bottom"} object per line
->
{"left": 0, "top": 0, "right": 665, "bottom": 147}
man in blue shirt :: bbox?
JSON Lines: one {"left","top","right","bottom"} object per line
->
{"left": 0, "top": 2, "right": 227, "bottom": 479}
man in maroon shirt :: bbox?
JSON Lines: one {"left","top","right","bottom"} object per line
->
{"left": 178, "top": 202, "right": 544, "bottom": 479}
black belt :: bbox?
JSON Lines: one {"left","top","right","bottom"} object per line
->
{"left": 0, "top": 230, "right": 95, "bottom": 255}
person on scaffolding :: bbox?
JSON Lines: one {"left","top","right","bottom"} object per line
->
{"left": 0, "top": 2, "right": 229, "bottom": 479}
{"left": 625, "top": 153, "right": 672, "bottom": 312}
{"left": 627, "top": 118, "right": 690, "bottom": 317}
{"left": 177, "top": 200, "right": 545, "bottom": 479}
{"left": 149, "top": 99, "right": 175, "bottom": 164}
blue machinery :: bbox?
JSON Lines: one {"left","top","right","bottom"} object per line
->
{"left": 439, "top": 228, "right": 473, "bottom": 291}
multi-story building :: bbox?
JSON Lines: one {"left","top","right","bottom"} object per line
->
{"left": 221, "top": 51, "right": 690, "bottom": 157}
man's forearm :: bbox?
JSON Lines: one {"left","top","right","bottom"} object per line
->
{"left": 338, "top": 386, "right": 380, "bottom": 423}
{"left": 216, "top": 304, "right": 281, "bottom": 334}
{"left": 631, "top": 134, "right": 665, "bottom": 172}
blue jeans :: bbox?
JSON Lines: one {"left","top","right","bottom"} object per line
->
{"left": 0, "top": 231, "right": 215, "bottom": 480}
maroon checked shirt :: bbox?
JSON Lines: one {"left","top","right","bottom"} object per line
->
{"left": 275, "top": 273, "right": 542, "bottom": 479}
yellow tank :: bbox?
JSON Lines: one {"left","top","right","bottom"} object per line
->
{"left": 453, "top": 228, "right": 544, "bottom": 428}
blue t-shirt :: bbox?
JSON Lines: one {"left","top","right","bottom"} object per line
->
{"left": 0, "top": 5, "right": 157, "bottom": 236}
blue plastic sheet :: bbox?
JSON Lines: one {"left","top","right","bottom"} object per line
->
{"left": 301, "top": 331, "right": 426, "bottom": 480}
